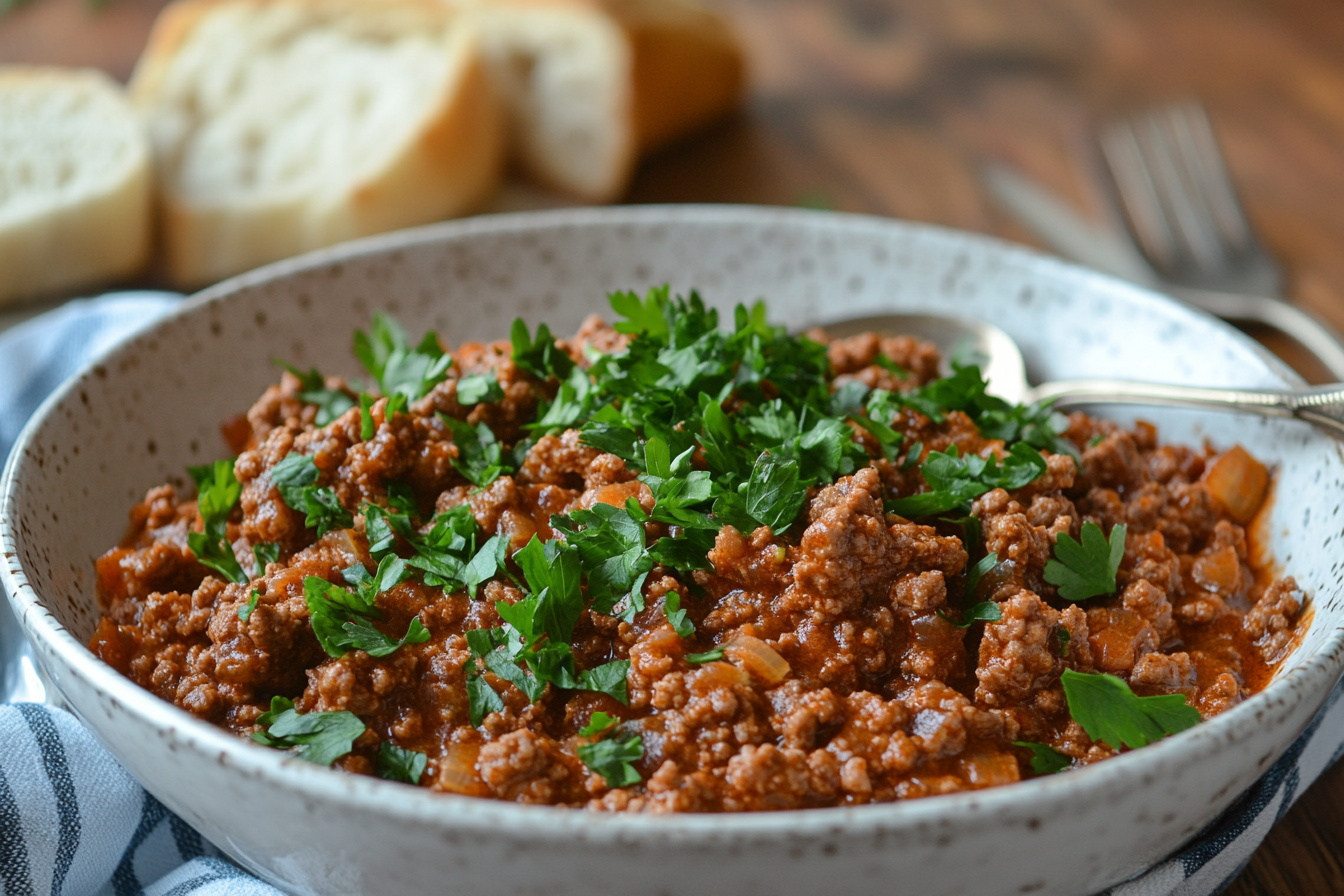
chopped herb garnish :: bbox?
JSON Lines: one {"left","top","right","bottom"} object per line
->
{"left": 238, "top": 590, "right": 260, "bottom": 622}
{"left": 1060, "top": 669, "right": 1200, "bottom": 751}
{"left": 440, "top": 415, "right": 508, "bottom": 487}
{"left": 577, "top": 660, "right": 631, "bottom": 705}
{"left": 511, "top": 318, "right": 575, "bottom": 381}
{"left": 939, "top": 600, "right": 1002, "bottom": 629}
{"left": 303, "top": 568, "right": 429, "bottom": 659}
{"left": 376, "top": 743, "right": 427, "bottom": 784}
{"left": 252, "top": 541, "right": 281, "bottom": 575}
{"left": 276, "top": 361, "right": 356, "bottom": 425}
{"left": 685, "top": 646, "right": 726, "bottom": 665}
{"left": 887, "top": 443, "right": 1047, "bottom": 518}
{"left": 457, "top": 372, "right": 504, "bottom": 405}
{"left": 580, "top": 711, "right": 621, "bottom": 737}
{"left": 662, "top": 591, "right": 695, "bottom": 638}
{"left": 578, "top": 728, "right": 643, "bottom": 788}
{"left": 252, "top": 696, "right": 365, "bottom": 766}
{"left": 186, "top": 458, "right": 247, "bottom": 584}
{"left": 1057, "top": 627, "right": 1072, "bottom": 656}
{"left": 1044, "top": 522, "right": 1127, "bottom": 602}
{"left": 272, "top": 453, "right": 353, "bottom": 535}
{"left": 354, "top": 312, "right": 450, "bottom": 402}
{"left": 1013, "top": 741, "right": 1071, "bottom": 775}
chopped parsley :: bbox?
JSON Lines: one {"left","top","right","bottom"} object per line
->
{"left": 359, "top": 392, "right": 407, "bottom": 440}
{"left": 580, "top": 711, "right": 621, "bottom": 737}
{"left": 276, "top": 361, "right": 356, "bottom": 425}
{"left": 271, "top": 453, "right": 353, "bottom": 536}
{"left": 887, "top": 443, "right": 1047, "bottom": 518}
{"left": 303, "top": 558, "right": 429, "bottom": 658}
{"left": 252, "top": 696, "right": 365, "bottom": 766}
{"left": 1060, "top": 669, "right": 1201, "bottom": 751}
{"left": 186, "top": 459, "right": 247, "bottom": 584}
{"left": 354, "top": 312, "right": 450, "bottom": 402}
{"left": 440, "top": 416, "right": 508, "bottom": 487}
{"left": 252, "top": 541, "right": 280, "bottom": 576}
{"left": 456, "top": 372, "right": 504, "bottom": 406}
{"left": 685, "top": 646, "right": 726, "bottom": 665}
{"left": 376, "top": 743, "right": 428, "bottom": 784}
{"left": 238, "top": 589, "right": 260, "bottom": 622}
{"left": 578, "top": 726, "right": 644, "bottom": 788}
{"left": 1044, "top": 522, "right": 1127, "bottom": 602}
{"left": 1013, "top": 740, "right": 1071, "bottom": 775}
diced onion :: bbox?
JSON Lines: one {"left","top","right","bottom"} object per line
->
{"left": 724, "top": 635, "right": 791, "bottom": 684}
{"left": 1205, "top": 445, "right": 1269, "bottom": 524}
{"left": 693, "top": 661, "right": 752, "bottom": 689}
{"left": 436, "top": 742, "right": 487, "bottom": 796}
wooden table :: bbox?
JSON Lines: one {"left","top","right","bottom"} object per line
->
{"left": 4, "top": 0, "right": 1344, "bottom": 891}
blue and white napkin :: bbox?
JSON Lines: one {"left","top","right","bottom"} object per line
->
{"left": 0, "top": 293, "right": 1339, "bottom": 896}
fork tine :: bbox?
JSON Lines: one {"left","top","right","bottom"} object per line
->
{"left": 1168, "top": 101, "right": 1254, "bottom": 252}
{"left": 1100, "top": 119, "right": 1180, "bottom": 273}
{"left": 1136, "top": 108, "right": 1226, "bottom": 272}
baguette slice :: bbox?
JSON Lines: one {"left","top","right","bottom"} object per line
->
{"left": 0, "top": 68, "right": 151, "bottom": 306}
{"left": 454, "top": 0, "right": 744, "bottom": 202}
{"left": 132, "top": 0, "right": 505, "bottom": 289}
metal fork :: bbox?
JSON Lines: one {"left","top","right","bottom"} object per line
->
{"left": 1099, "top": 101, "right": 1344, "bottom": 380}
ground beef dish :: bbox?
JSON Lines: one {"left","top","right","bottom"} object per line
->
{"left": 89, "top": 292, "right": 1304, "bottom": 811}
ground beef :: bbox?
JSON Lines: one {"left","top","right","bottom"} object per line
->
{"left": 89, "top": 319, "right": 1303, "bottom": 813}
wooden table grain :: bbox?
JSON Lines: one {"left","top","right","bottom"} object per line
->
{"left": 4, "top": 0, "right": 1344, "bottom": 892}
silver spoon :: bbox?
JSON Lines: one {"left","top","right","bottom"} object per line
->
{"left": 821, "top": 313, "right": 1344, "bottom": 440}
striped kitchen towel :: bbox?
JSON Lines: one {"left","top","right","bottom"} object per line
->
{"left": 1, "top": 293, "right": 1342, "bottom": 896}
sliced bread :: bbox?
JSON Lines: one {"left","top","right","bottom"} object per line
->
{"left": 453, "top": 0, "right": 744, "bottom": 202}
{"left": 132, "top": 0, "right": 505, "bottom": 289}
{"left": 0, "top": 68, "right": 151, "bottom": 306}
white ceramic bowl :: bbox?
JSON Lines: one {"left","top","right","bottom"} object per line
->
{"left": 4, "top": 206, "right": 1343, "bottom": 896}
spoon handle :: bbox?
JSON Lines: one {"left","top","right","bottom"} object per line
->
{"left": 1030, "top": 380, "right": 1344, "bottom": 440}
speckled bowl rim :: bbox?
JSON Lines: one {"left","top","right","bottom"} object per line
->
{"left": 5, "top": 205, "right": 1343, "bottom": 844}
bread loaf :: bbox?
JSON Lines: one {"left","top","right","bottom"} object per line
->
{"left": 132, "top": 0, "right": 505, "bottom": 289}
{"left": 454, "top": 0, "right": 744, "bottom": 202}
{"left": 0, "top": 68, "right": 151, "bottom": 306}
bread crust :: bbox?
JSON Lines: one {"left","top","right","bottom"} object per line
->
{"left": 454, "top": 0, "right": 743, "bottom": 202}
{"left": 135, "top": 0, "right": 505, "bottom": 289}
{"left": 0, "top": 67, "right": 151, "bottom": 305}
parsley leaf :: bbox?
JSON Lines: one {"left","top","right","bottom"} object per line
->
{"left": 887, "top": 443, "right": 1047, "bottom": 518}
{"left": 550, "top": 503, "right": 651, "bottom": 613}
{"left": 276, "top": 361, "right": 356, "bottom": 425}
{"left": 440, "top": 415, "right": 507, "bottom": 487}
{"left": 1044, "top": 522, "right": 1127, "bottom": 601}
{"left": 663, "top": 590, "right": 695, "bottom": 638}
{"left": 510, "top": 318, "right": 575, "bottom": 381}
{"left": 463, "top": 632, "right": 508, "bottom": 726}
{"left": 252, "top": 696, "right": 365, "bottom": 766}
{"left": 579, "top": 711, "right": 621, "bottom": 737}
{"left": 939, "top": 600, "right": 1002, "bottom": 629}
{"left": 456, "top": 372, "right": 504, "bottom": 405}
{"left": 354, "top": 313, "right": 450, "bottom": 402}
{"left": 578, "top": 730, "right": 644, "bottom": 788}
{"left": 685, "top": 646, "right": 726, "bottom": 664}
{"left": 609, "top": 285, "right": 671, "bottom": 341}
{"left": 376, "top": 743, "right": 428, "bottom": 784}
{"left": 744, "top": 451, "right": 808, "bottom": 533}
{"left": 1013, "top": 741, "right": 1071, "bottom": 775}
{"left": 238, "top": 590, "right": 260, "bottom": 622}
{"left": 252, "top": 541, "right": 280, "bottom": 575}
{"left": 186, "top": 459, "right": 247, "bottom": 584}
{"left": 1060, "top": 669, "right": 1201, "bottom": 751}
{"left": 462, "top": 534, "right": 508, "bottom": 598}
{"left": 303, "top": 573, "right": 429, "bottom": 659}
{"left": 271, "top": 455, "right": 351, "bottom": 534}
{"left": 271, "top": 453, "right": 319, "bottom": 504}
{"left": 577, "top": 660, "right": 631, "bottom": 705}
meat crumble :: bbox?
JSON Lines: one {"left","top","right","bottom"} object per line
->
{"left": 90, "top": 293, "right": 1304, "bottom": 811}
